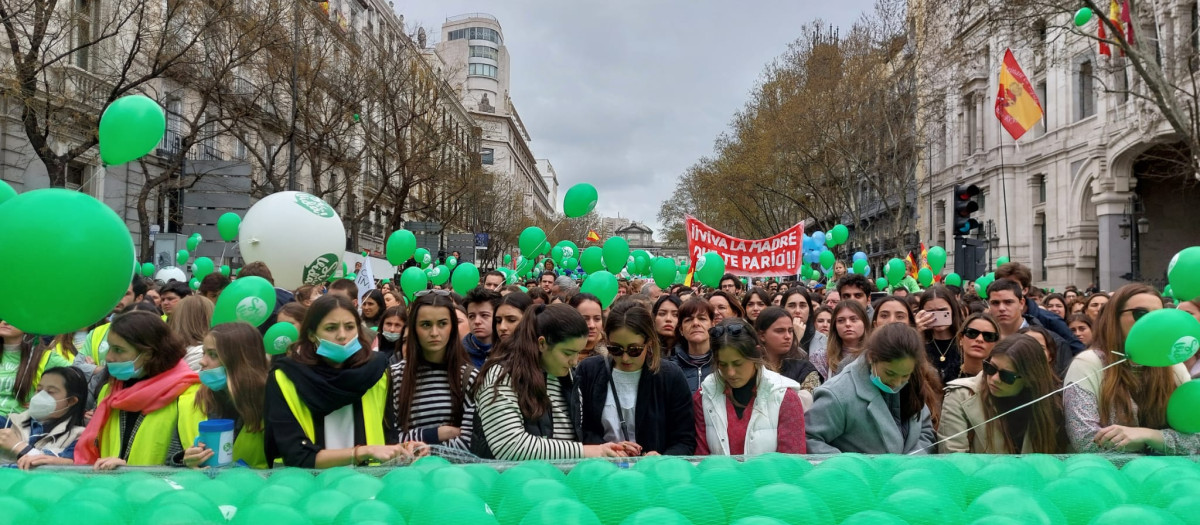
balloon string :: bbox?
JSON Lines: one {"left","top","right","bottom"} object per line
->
{"left": 910, "top": 356, "right": 1129, "bottom": 454}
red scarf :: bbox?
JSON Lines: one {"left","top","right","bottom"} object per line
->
{"left": 74, "top": 359, "right": 199, "bottom": 464}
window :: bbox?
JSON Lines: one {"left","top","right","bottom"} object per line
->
{"left": 1077, "top": 60, "right": 1095, "bottom": 120}
{"left": 964, "top": 93, "right": 978, "bottom": 155}
{"left": 234, "top": 138, "right": 247, "bottom": 160}
{"left": 1036, "top": 175, "right": 1046, "bottom": 204}
{"left": 74, "top": 0, "right": 95, "bottom": 70}
{"left": 481, "top": 148, "right": 494, "bottom": 165}
{"left": 468, "top": 63, "right": 498, "bottom": 78}
{"left": 977, "top": 188, "right": 987, "bottom": 214}
{"left": 1038, "top": 214, "right": 1048, "bottom": 281}
{"left": 1034, "top": 80, "right": 1048, "bottom": 136}
{"left": 448, "top": 27, "right": 501, "bottom": 44}
{"left": 1114, "top": 60, "right": 1129, "bottom": 104}
{"left": 164, "top": 98, "right": 182, "bottom": 155}
{"left": 469, "top": 46, "right": 498, "bottom": 60}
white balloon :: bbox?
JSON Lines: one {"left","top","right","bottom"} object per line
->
{"left": 155, "top": 266, "right": 187, "bottom": 283}
{"left": 238, "top": 191, "right": 345, "bottom": 289}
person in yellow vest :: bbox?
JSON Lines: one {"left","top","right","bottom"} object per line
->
{"left": 73, "top": 311, "right": 203, "bottom": 469}
{"left": 0, "top": 320, "right": 71, "bottom": 427}
{"left": 264, "top": 294, "right": 422, "bottom": 468}
{"left": 178, "top": 322, "right": 270, "bottom": 469}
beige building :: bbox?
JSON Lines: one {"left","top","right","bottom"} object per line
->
{"left": 914, "top": 1, "right": 1200, "bottom": 292}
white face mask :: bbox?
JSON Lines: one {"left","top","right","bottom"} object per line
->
{"left": 27, "top": 391, "right": 67, "bottom": 421}
{"left": 380, "top": 331, "right": 402, "bottom": 342}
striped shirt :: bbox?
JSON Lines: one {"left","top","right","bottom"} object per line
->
{"left": 475, "top": 366, "right": 583, "bottom": 460}
{"left": 388, "top": 360, "right": 477, "bottom": 451}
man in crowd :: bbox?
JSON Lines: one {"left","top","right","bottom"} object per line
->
{"left": 483, "top": 270, "right": 505, "bottom": 292}
{"left": 719, "top": 273, "right": 743, "bottom": 298}
{"left": 462, "top": 287, "right": 502, "bottom": 367}
{"left": 995, "top": 262, "right": 1083, "bottom": 356}
{"left": 539, "top": 271, "right": 557, "bottom": 294}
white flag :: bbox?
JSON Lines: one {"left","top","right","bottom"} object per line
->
{"left": 355, "top": 255, "right": 376, "bottom": 303}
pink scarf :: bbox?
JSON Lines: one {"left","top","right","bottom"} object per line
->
{"left": 74, "top": 360, "right": 199, "bottom": 464}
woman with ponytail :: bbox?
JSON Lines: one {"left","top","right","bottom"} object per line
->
{"left": 471, "top": 304, "right": 628, "bottom": 460}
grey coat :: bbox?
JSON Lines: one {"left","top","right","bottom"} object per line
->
{"left": 805, "top": 356, "right": 936, "bottom": 455}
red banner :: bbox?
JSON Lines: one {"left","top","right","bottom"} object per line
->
{"left": 685, "top": 216, "right": 804, "bottom": 277}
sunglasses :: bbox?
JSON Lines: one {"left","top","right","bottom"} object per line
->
{"left": 1121, "top": 307, "right": 1151, "bottom": 321}
{"left": 982, "top": 360, "right": 1021, "bottom": 385}
{"left": 962, "top": 327, "right": 1000, "bottom": 343}
{"left": 709, "top": 323, "right": 748, "bottom": 338}
{"left": 415, "top": 289, "right": 451, "bottom": 298}
{"left": 608, "top": 344, "right": 646, "bottom": 358}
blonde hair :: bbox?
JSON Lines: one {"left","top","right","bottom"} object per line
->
{"left": 168, "top": 295, "right": 214, "bottom": 346}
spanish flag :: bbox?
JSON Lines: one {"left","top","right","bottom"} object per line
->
{"left": 994, "top": 48, "right": 1043, "bottom": 141}
{"left": 585, "top": 230, "right": 600, "bottom": 243}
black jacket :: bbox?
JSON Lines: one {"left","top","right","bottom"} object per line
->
{"left": 670, "top": 344, "right": 714, "bottom": 393}
{"left": 469, "top": 371, "right": 583, "bottom": 460}
{"left": 1027, "top": 297, "right": 1084, "bottom": 357}
{"left": 1023, "top": 313, "right": 1075, "bottom": 379}
{"left": 779, "top": 358, "right": 820, "bottom": 386}
{"left": 574, "top": 355, "right": 697, "bottom": 456}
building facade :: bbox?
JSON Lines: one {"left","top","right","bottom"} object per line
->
{"left": 913, "top": 1, "right": 1200, "bottom": 292}
{"left": 433, "top": 13, "right": 554, "bottom": 219}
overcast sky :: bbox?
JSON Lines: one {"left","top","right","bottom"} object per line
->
{"left": 398, "top": 0, "right": 877, "bottom": 239}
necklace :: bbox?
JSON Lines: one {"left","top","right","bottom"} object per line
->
{"left": 932, "top": 339, "right": 952, "bottom": 362}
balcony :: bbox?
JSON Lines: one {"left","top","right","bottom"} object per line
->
{"left": 49, "top": 64, "right": 112, "bottom": 110}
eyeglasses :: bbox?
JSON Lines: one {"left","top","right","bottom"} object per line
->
{"left": 608, "top": 344, "right": 646, "bottom": 358}
{"left": 709, "top": 323, "right": 748, "bottom": 338}
{"left": 982, "top": 360, "right": 1021, "bottom": 384}
{"left": 415, "top": 289, "right": 450, "bottom": 298}
{"left": 1120, "top": 307, "right": 1151, "bottom": 321}
{"left": 962, "top": 327, "right": 1000, "bottom": 343}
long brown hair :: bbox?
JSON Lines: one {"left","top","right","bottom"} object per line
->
{"left": 195, "top": 322, "right": 269, "bottom": 432}
{"left": 1093, "top": 284, "right": 1176, "bottom": 428}
{"left": 863, "top": 323, "right": 942, "bottom": 422}
{"left": 918, "top": 285, "right": 963, "bottom": 341}
{"left": 290, "top": 294, "right": 371, "bottom": 368}
{"left": 394, "top": 293, "right": 473, "bottom": 431}
{"left": 476, "top": 304, "right": 587, "bottom": 420}
{"left": 109, "top": 311, "right": 187, "bottom": 379}
{"left": 754, "top": 306, "right": 802, "bottom": 371}
{"left": 977, "top": 334, "right": 1066, "bottom": 453}
{"left": 604, "top": 301, "right": 661, "bottom": 373}
{"left": 828, "top": 300, "right": 872, "bottom": 376}
{"left": 168, "top": 295, "right": 214, "bottom": 346}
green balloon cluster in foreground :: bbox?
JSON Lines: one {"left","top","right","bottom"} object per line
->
{"left": 3, "top": 454, "right": 1200, "bottom": 524}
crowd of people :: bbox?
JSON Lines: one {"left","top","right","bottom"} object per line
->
{"left": 2, "top": 257, "right": 1198, "bottom": 471}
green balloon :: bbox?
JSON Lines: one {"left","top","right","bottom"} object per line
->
{"left": 188, "top": 278, "right": 200, "bottom": 290}
{"left": 976, "top": 273, "right": 995, "bottom": 299}
{"left": 651, "top": 257, "right": 677, "bottom": 289}
{"left": 1168, "top": 247, "right": 1200, "bottom": 301}
{"left": 581, "top": 246, "right": 606, "bottom": 274}
{"left": 452, "top": 263, "right": 481, "bottom": 295}
{"left": 830, "top": 224, "right": 849, "bottom": 246}
{"left": 819, "top": 250, "right": 836, "bottom": 270}
{"left": 563, "top": 183, "right": 599, "bottom": 218}
{"left": 345, "top": 273, "right": 356, "bottom": 280}
{"left": 98, "top": 95, "right": 166, "bottom": 165}
{"left": 945, "top": 273, "right": 962, "bottom": 287}
{"left": 177, "top": 249, "right": 190, "bottom": 265}
{"left": 563, "top": 257, "right": 579, "bottom": 271}
{"left": 602, "top": 236, "right": 631, "bottom": 274}
{"left": 1125, "top": 309, "right": 1200, "bottom": 367}
{"left": 876, "top": 277, "right": 889, "bottom": 291}
{"left": 220, "top": 265, "right": 231, "bottom": 277}
{"left": 516, "top": 256, "right": 535, "bottom": 276}
{"left": 386, "top": 230, "right": 417, "bottom": 266}
{"left": 852, "top": 259, "right": 868, "bottom": 275}
{"left": 414, "top": 248, "right": 432, "bottom": 268}
{"left": 446, "top": 256, "right": 458, "bottom": 269}
{"left": 504, "top": 254, "right": 512, "bottom": 265}
{"left": 212, "top": 276, "right": 274, "bottom": 326}
{"left": 334, "top": 500, "right": 402, "bottom": 525}
{"left": 918, "top": 268, "right": 934, "bottom": 287}
{"left": 430, "top": 264, "right": 450, "bottom": 286}
{"left": 1074, "top": 7, "right": 1093, "bottom": 26}
{"left": 695, "top": 252, "right": 726, "bottom": 288}
{"left": 1165, "top": 285, "right": 1175, "bottom": 298}
{"left": 0, "top": 179, "right": 17, "bottom": 207}
{"left": 187, "top": 233, "right": 202, "bottom": 252}
{"left": 927, "top": 246, "right": 947, "bottom": 274}
{"left": 886, "top": 257, "right": 905, "bottom": 285}
{"left": 732, "top": 484, "right": 834, "bottom": 525}
{"left": 141, "top": 262, "right": 156, "bottom": 277}
{"left": 581, "top": 271, "right": 619, "bottom": 308}
{"left": 401, "top": 267, "right": 428, "bottom": 301}
{"left": 216, "top": 212, "right": 241, "bottom": 242}
{"left": 263, "top": 321, "right": 298, "bottom": 355}
{"left": 551, "top": 246, "right": 565, "bottom": 265}
{"left": 0, "top": 190, "right": 135, "bottom": 335}
{"left": 825, "top": 235, "right": 837, "bottom": 249}
{"left": 997, "top": 256, "right": 1010, "bottom": 267}
{"left": 192, "top": 257, "right": 215, "bottom": 279}
{"left": 519, "top": 227, "right": 547, "bottom": 257}
{"left": 555, "top": 241, "right": 579, "bottom": 261}
{"left": 520, "top": 499, "right": 601, "bottom": 525}
{"left": 632, "top": 250, "right": 652, "bottom": 276}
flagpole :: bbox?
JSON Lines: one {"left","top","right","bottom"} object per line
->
{"left": 997, "top": 117, "right": 1012, "bottom": 262}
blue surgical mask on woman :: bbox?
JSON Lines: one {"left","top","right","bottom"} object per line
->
{"left": 107, "top": 354, "right": 145, "bottom": 381}
{"left": 870, "top": 365, "right": 908, "bottom": 394}
{"left": 317, "top": 338, "right": 363, "bottom": 363}
{"left": 198, "top": 366, "right": 227, "bottom": 391}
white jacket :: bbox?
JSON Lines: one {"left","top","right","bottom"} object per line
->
{"left": 698, "top": 368, "right": 812, "bottom": 456}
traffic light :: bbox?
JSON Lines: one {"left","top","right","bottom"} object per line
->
{"left": 953, "top": 184, "right": 981, "bottom": 236}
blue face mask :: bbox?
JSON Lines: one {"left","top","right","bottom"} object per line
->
{"left": 317, "top": 338, "right": 363, "bottom": 363}
{"left": 107, "top": 354, "right": 144, "bottom": 381}
{"left": 870, "top": 371, "right": 907, "bottom": 395}
{"left": 199, "top": 366, "right": 228, "bottom": 391}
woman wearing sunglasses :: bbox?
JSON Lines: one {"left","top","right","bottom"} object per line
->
{"left": 693, "top": 318, "right": 809, "bottom": 456}
{"left": 576, "top": 302, "right": 696, "bottom": 456}
{"left": 956, "top": 313, "right": 1001, "bottom": 379}
{"left": 805, "top": 323, "right": 940, "bottom": 454}
{"left": 938, "top": 334, "right": 1068, "bottom": 453}
{"left": 1064, "top": 284, "right": 1200, "bottom": 454}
